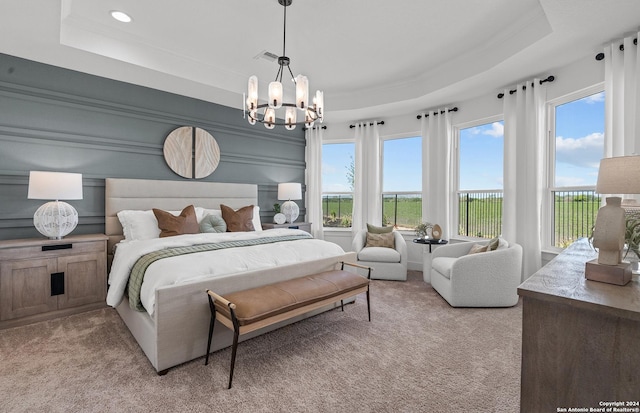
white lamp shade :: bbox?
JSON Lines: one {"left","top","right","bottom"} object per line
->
{"left": 596, "top": 156, "right": 640, "bottom": 194}
{"left": 268, "top": 81, "right": 283, "bottom": 109}
{"left": 28, "top": 171, "right": 83, "bottom": 200}
{"left": 295, "top": 75, "right": 308, "bottom": 109}
{"left": 278, "top": 182, "right": 302, "bottom": 200}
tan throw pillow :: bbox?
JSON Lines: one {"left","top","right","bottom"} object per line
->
{"left": 467, "top": 243, "right": 488, "bottom": 254}
{"left": 152, "top": 205, "right": 199, "bottom": 238}
{"left": 367, "top": 223, "right": 394, "bottom": 234}
{"left": 221, "top": 204, "right": 255, "bottom": 232}
{"left": 366, "top": 232, "right": 395, "bottom": 248}
{"left": 486, "top": 236, "right": 500, "bottom": 251}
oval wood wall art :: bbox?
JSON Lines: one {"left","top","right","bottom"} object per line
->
{"left": 163, "top": 126, "right": 220, "bottom": 179}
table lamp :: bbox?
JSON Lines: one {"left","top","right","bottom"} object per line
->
{"left": 587, "top": 155, "right": 640, "bottom": 285}
{"left": 28, "top": 171, "right": 83, "bottom": 239}
{"left": 277, "top": 182, "right": 302, "bottom": 223}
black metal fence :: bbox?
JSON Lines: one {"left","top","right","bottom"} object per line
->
{"left": 457, "top": 191, "right": 503, "bottom": 238}
{"left": 552, "top": 189, "right": 600, "bottom": 248}
{"left": 457, "top": 189, "right": 599, "bottom": 247}
{"left": 325, "top": 189, "right": 600, "bottom": 248}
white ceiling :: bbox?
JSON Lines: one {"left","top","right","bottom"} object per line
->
{"left": 1, "top": 0, "right": 640, "bottom": 124}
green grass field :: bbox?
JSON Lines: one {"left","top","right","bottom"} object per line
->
{"left": 323, "top": 194, "right": 600, "bottom": 247}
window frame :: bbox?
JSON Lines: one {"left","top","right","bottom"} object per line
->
{"left": 321, "top": 140, "right": 355, "bottom": 230}
{"left": 380, "top": 132, "right": 422, "bottom": 231}
{"left": 543, "top": 83, "right": 605, "bottom": 251}
{"left": 453, "top": 115, "right": 505, "bottom": 240}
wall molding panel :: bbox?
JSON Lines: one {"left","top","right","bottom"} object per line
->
{"left": 0, "top": 53, "right": 306, "bottom": 240}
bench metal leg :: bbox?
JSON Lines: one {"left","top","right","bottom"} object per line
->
{"left": 228, "top": 326, "right": 239, "bottom": 389}
{"left": 205, "top": 295, "right": 216, "bottom": 366}
{"left": 340, "top": 299, "right": 344, "bottom": 311}
{"left": 366, "top": 286, "right": 371, "bottom": 322}
{"left": 227, "top": 306, "right": 241, "bottom": 389}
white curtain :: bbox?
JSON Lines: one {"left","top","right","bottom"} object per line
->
{"left": 304, "top": 126, "right": 324, "bottom": 239}
{"left": 352, "top": 122, "right": 382, "bottom": 233}
{"left": 604, "top": 30, "right": 640, "bottom": 156}
{"left": 502, "top": 79, "right": 547, "bottom": 280}
{"left": 420, "top": 109, "right": 453, "bottom": 240}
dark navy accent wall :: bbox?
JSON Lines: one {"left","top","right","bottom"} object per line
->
{"left": 0, "top": 53, "right": 305, "bottom": 240}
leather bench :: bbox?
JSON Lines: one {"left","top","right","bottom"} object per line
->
{"left": 205, "top": 261, "right": 372, "bottom": 388}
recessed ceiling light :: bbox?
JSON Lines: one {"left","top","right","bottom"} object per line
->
{"left": 110, "top": 10, "right": 132, "bottom": 23}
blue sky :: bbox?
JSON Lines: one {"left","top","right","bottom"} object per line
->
{"left": 322, "top": 91, "right": 605, "bottom": 192}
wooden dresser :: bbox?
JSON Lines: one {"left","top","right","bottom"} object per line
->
{"left": 0, "top": 234, "right": 108, "bottom": 329}
{"left": 517, "top": 239, "right": 640, "bottom": 411}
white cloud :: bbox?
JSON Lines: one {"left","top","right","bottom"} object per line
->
{"left": 465, "top": 122, "right": 503, "bottom": 138}
{"left": 555, "top": 132, "right": 603, "bottom": 168}
{"left": 581, "top": 92, "right": 604, "bottom": 104}
{"left": 483, "top": 122, "right": 504, "bottom": 138}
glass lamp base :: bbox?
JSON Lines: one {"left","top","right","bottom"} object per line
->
{"left": 33, "top": 200, "right": 78, "bottom": 239}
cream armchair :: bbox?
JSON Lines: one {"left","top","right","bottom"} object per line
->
{"left": 352, "top": 229, "right": 408, "bottom": 281}
{"left": 430, "top": 241, "right": 523, "bottom": 307}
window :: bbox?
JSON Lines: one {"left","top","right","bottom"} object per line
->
{"left": 322, "top": 143, "right": 354, "bottom": 228}
{"left": 547, "top": 88, "right": 605, "bottom": 248}
{"left": 457, "top": 120, "right": 504, "bottom": 238}
{"left": 382, "top": 136, "right": 422, "bottom": 229}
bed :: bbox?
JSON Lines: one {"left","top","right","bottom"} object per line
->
{"left": 105, "top": 178, "right": 356, "bottom": 374}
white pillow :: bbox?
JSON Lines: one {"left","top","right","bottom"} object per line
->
{"left": 117, "top": 209, "right": 182, "bottom": 241}
{"left": 252, "top": 206, "right": 262, "bottom": 231}
{"left": 117, "top": 210, "right": 162, "bottom": 241}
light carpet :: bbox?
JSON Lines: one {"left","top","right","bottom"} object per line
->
{"left": 0, "top": 271, "right": 521, "bottom": 412}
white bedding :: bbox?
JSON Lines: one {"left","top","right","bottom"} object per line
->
{"left": 107, "top": 228, "right": 345, "bottom": 315}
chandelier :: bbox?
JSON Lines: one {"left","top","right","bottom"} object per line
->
{"left": 244, "top": 0, "right": 324, "bottom": 130}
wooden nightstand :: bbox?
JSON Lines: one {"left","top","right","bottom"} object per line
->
{"left": 0, "top": 234, "right": 108, "bottom": 329}
{"left": 262, "top": 222, "right": 312, "bottom": 234}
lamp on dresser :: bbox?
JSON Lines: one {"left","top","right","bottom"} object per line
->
{"left": 277, "top": 182, "right": 302, "bottom": 223}
{"left": 27, "top": 171, "right": 83, "bottom": 239}
{"left": 588, "top": 155, "right": 640, "bottom": 285}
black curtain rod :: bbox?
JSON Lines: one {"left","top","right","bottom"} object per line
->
{"left": 303, "top": 125, "right": 327, "bottom": 131}
{"left": 595, "top": 38, "right": 638, "bottom": 60}
{"left": 416, "top": 107, "right": 459, "bottom": 120}
{"left": 497, "top": 75, "right": 555, "bottom": 99}
{"left": 349, "top": 121, "right": 385, "bottom": 129}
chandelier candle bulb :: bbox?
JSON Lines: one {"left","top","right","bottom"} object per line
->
{"left": 285, "top": 106, "right": 297, "bottom": 130}
{"left": 264, "top": 108, "right": 276, "bottom": 129}
{"left": 247, "top": 76, "right": 258, "bottom": 109}
{"left": 295, "top": 75, "right": 309, "bottom": 109}
{"left": 268, "top": 81, "right": 283, "bottom": 108}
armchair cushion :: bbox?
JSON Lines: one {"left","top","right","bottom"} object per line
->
{"left": 358, "top": 246, "right": 401, "bottom": 263}
{"left": 431, "top": 257, "right": 457, "bottom": 279}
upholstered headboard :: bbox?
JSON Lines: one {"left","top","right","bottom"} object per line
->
{"left": 105, "top": 178, "right": 258, "bottom": 259}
